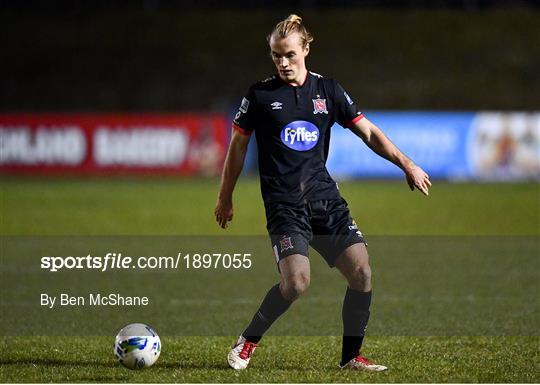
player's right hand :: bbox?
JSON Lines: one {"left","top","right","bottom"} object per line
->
{"left": 214, "top": 198, "right": 234, "bottom": 229}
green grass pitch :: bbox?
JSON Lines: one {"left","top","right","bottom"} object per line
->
{"left": 0, "top": 178, "right": 538, "bottom": 383}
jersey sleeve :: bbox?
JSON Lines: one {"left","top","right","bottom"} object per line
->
{"left": 333, "top": 81, "right": 364, "bottom": 129}
{"left": 232, "top": 86, "right": 257, "bottom": 136}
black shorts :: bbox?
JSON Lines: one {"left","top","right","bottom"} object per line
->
{"left": 265, "top": 198, "right": 366, "bottom": 267}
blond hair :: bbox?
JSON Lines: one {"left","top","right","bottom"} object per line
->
{"left": 268, "top": 14, "right": 314, "bottom": 48}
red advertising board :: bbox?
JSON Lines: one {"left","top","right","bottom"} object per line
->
{"left": 0, "top": 114, "right": 227, "bottom": 175}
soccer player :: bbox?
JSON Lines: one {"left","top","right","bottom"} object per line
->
{"left": 215, "top": 14, "right": 431, "bottom": 371}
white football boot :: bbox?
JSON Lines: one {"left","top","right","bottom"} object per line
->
{"left": 227, "top": 335, "right": 258, "bottom": 370}
{"left": 340, "top": 355, "right": 388, "bottom": 371}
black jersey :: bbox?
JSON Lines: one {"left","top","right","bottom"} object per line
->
{"left": 233, "top": 71, "right": 364, "bottom": 204}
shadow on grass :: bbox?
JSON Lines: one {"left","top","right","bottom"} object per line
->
{"left": 2, "top": 357, "right": 337, "bottom": 380}
{"left": 0, "top": 358, "right": 231, "bottom": 371}
{"left": 158, "top": 361, "right": 230, "bottom": 370}
{"left": 0, "top": 358, "right": 117, "bottom": 368}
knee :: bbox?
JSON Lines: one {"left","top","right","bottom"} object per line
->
{"left": 347, "top": 264, "right": 371, "bottom": 291}
{"left": 280, "top": 273, "right": 310, "bottom": 301}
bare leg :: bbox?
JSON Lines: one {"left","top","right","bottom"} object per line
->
{"left": 242, "top": 253, "right": 310, "bottom": 342}
{"left": 278, "top": 253, "right": 311, "bottom": 301}
{"left": 335, "top": 243, "right": 371, "bottom": 292}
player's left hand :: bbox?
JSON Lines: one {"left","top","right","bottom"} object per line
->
{"left": 405, "top": 165, "right": 431, "bottom": 196}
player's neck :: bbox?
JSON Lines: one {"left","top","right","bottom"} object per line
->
{"left": 288, "top": 68, "right": 308, "bottom": 87}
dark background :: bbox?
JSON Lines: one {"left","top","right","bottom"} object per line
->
{"left": 2, "top": 1, "right": 539, "bottom": 111}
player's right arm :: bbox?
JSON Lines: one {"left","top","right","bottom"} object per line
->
{"left": 215, "top": 89, "right": 257, "bottom": 229}
{"left": 215, "top": 128, "right": 251, "bottom": 229}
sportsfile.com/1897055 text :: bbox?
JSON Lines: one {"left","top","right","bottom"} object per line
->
{"left": 40, "top": 252, "right": 253, "bottom": 272}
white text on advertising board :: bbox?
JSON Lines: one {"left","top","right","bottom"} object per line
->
{"left": 93, "top": 127, "right": 188, "bottom": 167}
{"left": 0, "top": 126, "right": 86, "bottom": 165}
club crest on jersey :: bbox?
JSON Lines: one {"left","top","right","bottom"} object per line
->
{"left": 280, "top": 120, "right": 319, "bottom": 151}
{"left": 280, "top": 236, "right": 293, "bottom": 252}
{"left": 312, "top": 98, "right": 328, "bottom": 114}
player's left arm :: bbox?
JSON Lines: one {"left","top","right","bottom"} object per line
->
{"left": 349, "top": 117, "right": 432, "bottom": 196}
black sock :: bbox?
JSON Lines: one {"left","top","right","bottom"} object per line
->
{"left": 340, "top": 288, "right": 372, "bottom": 366}
{"left": 242, "top": 283, "right": 292, "bottom": 344}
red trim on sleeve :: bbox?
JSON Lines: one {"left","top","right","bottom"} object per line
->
{"left": 232, "top": 122, "right": 252, "bottom": 136}
{"left": 347, "top": 113, "right": 365, "bottom": 128}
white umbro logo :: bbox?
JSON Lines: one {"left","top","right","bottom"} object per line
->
{"left": 271, "top": 101, "right": 283, "bottom": 110}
